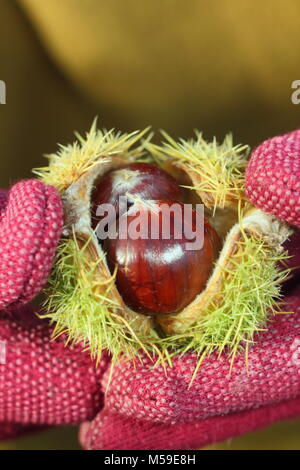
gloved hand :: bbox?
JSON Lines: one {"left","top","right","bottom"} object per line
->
{"left": 1, "top": 130, "right": 300, "bottom": 450}
{"left": 79, "top": 129, "right": 300, "bottom": 450}
{"left": 79, "top": 285, "right": 300, "bottom": 450}
{"left": 0, "top": 180, "right": 109, "bottom": 440}
{"left": 0, "top": 304, "right": 109, "bottom": 429}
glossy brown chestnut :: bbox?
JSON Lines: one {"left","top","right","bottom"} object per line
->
{"left": 104, "top": 200, "right": 221, "bottom": 315}
{"left": 92, "top": 162, "right": 182, "bottom": 229}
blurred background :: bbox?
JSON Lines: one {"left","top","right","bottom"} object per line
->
{"left": 0, "top": 0, "right": 300, "bottom": 449}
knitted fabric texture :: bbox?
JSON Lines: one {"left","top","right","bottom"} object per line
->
{"left": 101, "top": 289, "right": 300, "bottom": 425}
{"left": 80, "top": 397, "right": 300, "bottom": 450}
{"left": 0, "top": 305, "right": 110, "bottom": 425}
{"left": 81, "top": 286, "right": 300, "bottom": 449}
{"left": 0, "top": 180, "right": 63, "bottom": 310}
{"left": 245, "top": 129, "right": 300, "bottom": 228}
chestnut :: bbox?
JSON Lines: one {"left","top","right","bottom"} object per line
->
{"left": 104, "top": 200, "right": 221, "bottom": 315}
{"left": 92, "top": 162, "right": 182, "bottom": 228}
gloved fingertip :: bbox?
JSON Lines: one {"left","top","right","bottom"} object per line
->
{"left": 245, "top": 130, "right": 300, "bottom": 228}
{"left": 0, "top": 179, "right": 63, "bottom": 310}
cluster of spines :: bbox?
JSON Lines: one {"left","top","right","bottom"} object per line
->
{"left": 34, "top": 119, "right": 150, "bottom": 192}
{"left": 37, "top": 122, "right": 290, "bottom": 372}
{"left": 146, "top": 131, "right": 249, "bottom": 211}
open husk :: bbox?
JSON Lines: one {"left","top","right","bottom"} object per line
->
{"left": 34, "top": 121, "right": 293, "bottom": 364}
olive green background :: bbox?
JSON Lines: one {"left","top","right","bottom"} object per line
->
{"left": 0, "top": 0, "right": 300, "bottom": 449}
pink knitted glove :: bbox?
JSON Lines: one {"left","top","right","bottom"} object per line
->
{"left": 0, "top": 180, "right": 111, "bottom": 439}
{"left": 80, "top": 129, "right": 300, "bottom": 450}
{"left": 0, "top": 423, "right": 43, "bottom": 442}
{"left": 1, "top": 129, "right": 300, "bottom": 450}
{"left": 0, "top": 304, "right": 110, "bottom": 427}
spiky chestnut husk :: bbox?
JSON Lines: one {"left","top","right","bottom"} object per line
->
{"left": 34, "top": 121, "right": 293, "bottom": 366}
{"left": 245, "top": 130, "right": 300, "bottom": 228}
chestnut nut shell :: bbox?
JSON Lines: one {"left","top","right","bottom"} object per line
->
{"left": 104, "top": 200, "right": 221, "bottom": 315}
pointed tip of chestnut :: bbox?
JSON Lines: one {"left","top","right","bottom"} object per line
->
{"left": 91, "top": 162, "right": 183, "bottom": 229}
{"left": 104, "top": 200, "right": 221, "bottom": 315}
